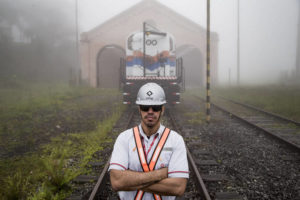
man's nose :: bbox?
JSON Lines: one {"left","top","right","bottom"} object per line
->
{"left": 148, "top": 107, "right": 154, "bottom": 113}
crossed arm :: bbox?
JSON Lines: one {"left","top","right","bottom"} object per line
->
{"left": 110, "top": 168, "right": 187, "bottom": 196}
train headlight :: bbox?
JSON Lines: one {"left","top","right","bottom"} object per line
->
{"left": 146, "top": 39, "right": 151, "bottom": 45}
{"left": 145, "top": 40, "right": 157, "bottom": 46}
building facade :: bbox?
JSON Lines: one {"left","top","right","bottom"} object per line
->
{"left": 80, "top": 0, "right": 219, "bottom": 88}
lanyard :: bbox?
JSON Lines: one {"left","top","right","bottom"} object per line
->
{"left": 141, "top": 134, "right": 159, "bottom": 160}
{"left": 133, "top": 126, "right": 171, "bottom": 200}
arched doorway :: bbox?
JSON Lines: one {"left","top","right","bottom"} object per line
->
{"left": 177, "top": 45, "right": 204, "bottom": 88}
{"left": 96, "top": 45, "right": 125, "bottom": 88}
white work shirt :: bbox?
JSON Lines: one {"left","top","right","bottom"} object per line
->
{"left": 109, "top": 124, "right": 189, "bottom": 200}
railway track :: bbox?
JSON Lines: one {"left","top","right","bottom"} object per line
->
{"left": 89, "top": 109, "right": 135, "bottom": 199}
{"left": 68, "top": 94, "right": 300, "bottom": 200}
{"left": 85, "top": 106, "right": 249, "bottom": 200}
{"left": 87, "top": 108, "right": 208, "bottom": 200}
{"left": 183, "top": 95, "right": 299, "bottom": 199}
{"left": 204, "top": 95, "right": 300, "bottom": 153}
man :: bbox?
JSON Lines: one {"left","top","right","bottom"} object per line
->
{"left": 109, "top": 82, "right": 189, "bottom": 200}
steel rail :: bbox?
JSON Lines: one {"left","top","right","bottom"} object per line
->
{"left": 88, "top": 156, "right": 111, "bottom": 200}
{"left": 194, "top": 95, "right": 300, "bottom": 153}
{"left": 219, "top": 96, "right": 300, "bottom": 126}
{"left": 167, "top": 110, "right": 212, "bottom": 200}
{"left": 88, "top": 109, "right": 135, "bottom": 200}
{"left": 89, "top": 107, "right": 212, "bottom": 199}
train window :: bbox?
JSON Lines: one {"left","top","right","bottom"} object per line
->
{"left": 169, "top": 37, "right": 173, "bottom": 51}
{"left": 128, "top": 34, "right": 134, "bottom": 50}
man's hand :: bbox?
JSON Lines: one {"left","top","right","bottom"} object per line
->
{"left": 110, "top": 168, "right": 168, "bottom": 191}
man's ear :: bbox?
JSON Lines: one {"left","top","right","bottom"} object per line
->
{"left": 161, "top": 106, "right": 165, "bottom": 115}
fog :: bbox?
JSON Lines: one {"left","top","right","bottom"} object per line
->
{"left": 0, "top": 0, "right": 76, "bottom": 82}
{"left": 0, "top": 0, "right": 299, "bottom": 85}
{"left": 79, "top": 0, "right": 299, "bottom": 85}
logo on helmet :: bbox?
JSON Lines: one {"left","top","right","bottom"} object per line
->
{"left": 146, "top": 91, "right": 153, "bottom": 96}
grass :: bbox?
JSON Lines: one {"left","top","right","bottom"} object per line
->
{"left": 0, "top": 81, "right": 119, "bottom": 153}
{"left": 184, "top": 112, "right": 206, "bottom": 125}
{"left": 0, "top": 81, "right": 125, "bottom": 199}
{"left": 212, "top": 85, "right": 300, "bottom": 122}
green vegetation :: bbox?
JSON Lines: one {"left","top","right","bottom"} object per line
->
{"left": 0, "top": 82, "right": 125, "bottom": 199}
{"left": 184, "top": 112, "right": 206, "bottom": 125}
{"left": 213, "top": 85, "right": 300, "bottom": 122}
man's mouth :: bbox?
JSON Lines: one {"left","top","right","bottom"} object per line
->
{"left": 145, "top": 115, "right": 155, "bottom": 120}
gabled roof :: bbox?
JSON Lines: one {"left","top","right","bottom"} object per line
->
{"left": 84, "top": 0, "right": 217, "bottom": 40}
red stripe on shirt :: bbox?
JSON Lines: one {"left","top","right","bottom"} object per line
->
{"left": 110, "top": 163, "right": 127, "bottom": 170}
{"left": 168, "top": 171, "right": 189, "bottom": 174}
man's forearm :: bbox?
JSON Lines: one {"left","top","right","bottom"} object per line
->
{"left": 142, "top": 177, "right": 188, "bottom": 196}
{"left": 110, "top": 168, "right": 168, "bottom": 191}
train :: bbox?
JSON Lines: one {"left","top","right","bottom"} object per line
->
{"left": 120, "top": 23, "right": 184, "bottom": 105}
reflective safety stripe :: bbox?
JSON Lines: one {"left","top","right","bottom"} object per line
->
{"left": 133, "top": 126, "right": 150, "bottom": 172}
{"left": 133, "top": 126, "right": 171, "bottom": 200}
{"left": 153, "top": 194, "right": 162, "bottom": 200}
{"left": 134, "top": 190, "right": 144, "bottom": 200}
{"left": 149, "top": 128, "right": 170, "bottom": 170}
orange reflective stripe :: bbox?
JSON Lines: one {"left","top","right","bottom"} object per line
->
{"left": 153, "top": 194, "right": 162, "bottom": 200}
{"left": 133, "top": 126, "right": 170, "bottom": 200}
{"left": 133, "top": 127, "right": 146, "bottom": 200}
{"left": 133, "top": 126, "right": 149, "bottom": 172}
{"left": 135, "top": 190, "right": 144, "bottom": 200}
{"left": 149, "top": 128, "right": 170, "bottom": 170}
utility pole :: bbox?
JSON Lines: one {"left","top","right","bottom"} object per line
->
{"left": 143, "top": 22, "right": 146, "bottom": 77}
{"left": 237, "top": 0, "right": 240, "bottom": 85}
{"left": 206, "top": 0, "right": 211, "bottom": 123}
{"left": 75, "top": 0, "right": 80, "bottom": 84}
{"left": 296, "top": 0, "right": 300, "bottom": 78}
{"left": 229, "top": 68, "right": 231, "bottom": 86}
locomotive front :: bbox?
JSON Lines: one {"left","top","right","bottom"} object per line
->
{"left": 121, "top": 25, "right": 183, "bottom": 105}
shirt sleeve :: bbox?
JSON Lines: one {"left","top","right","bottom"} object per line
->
{"left": 108, "top": 131, "right": 129, "bottom": 171}
{"left": 168, "top": 133, "right": 189, "bottom": 178}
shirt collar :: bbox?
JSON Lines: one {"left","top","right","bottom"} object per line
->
{"left": 138, "top": 124, "right": 165, "bottom": 141}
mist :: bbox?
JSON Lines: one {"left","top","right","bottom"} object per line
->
{"left": 166, "top": 0, "right": 299, "bottom": 85}
{"left": 1, "top": 1, "right": 300, "bottom": 199}
{"left": 0, "top": 0, "right": 76, "bottom": 83}
{"left": 78, "top": 0, "right": 299, "bottom": 86}
{"left": 0, "top": 0, "right": 299, "bottom": 86}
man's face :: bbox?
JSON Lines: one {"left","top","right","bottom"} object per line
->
{"left": 139, "top": 105, "right": 164, "bottom": 128}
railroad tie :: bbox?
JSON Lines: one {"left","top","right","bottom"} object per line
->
{"left": 66, "top": 196, "right": 82, "bottom": 200}
{"left": 201, "top": 174, "right": 228, "bottom": 182}
{"left": 88, "top": 161, "right": 105, "bottom": 167}
{"left": 215, "top": 192, "right": 244, "bottom": 200}
{"left": 192, "top": 149, "right": 212, "bottom": 156}
{"left": 196, "top": 159, "right": 219, "bottom": 166}
{"left": 73, "top": 175, "right": 98, "bottom": 184}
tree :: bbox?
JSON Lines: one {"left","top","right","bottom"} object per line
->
{"left": 0, "top": 0, "right": 76, "bottom": 82}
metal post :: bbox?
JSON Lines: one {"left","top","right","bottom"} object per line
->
{"left": 75, "top": 0, "right": 79, "bottom": 84}
{"left": 143, "top": 22, "right": 146, "bottom": 77}
{"left": 206, "top": 0, "right": 211, "bottom": 123}
{"left": 296, "top": 1, "right": 300, "bottom": 77}
{"left": 229, "top": 68, "right": 231, "bottom": 86}
{"left": 237, "top": 0, "right": 240, "bottom": 85}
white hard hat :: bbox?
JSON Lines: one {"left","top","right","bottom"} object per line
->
{"left": 136, "top": 82, "right": 166, "bottom": 105}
